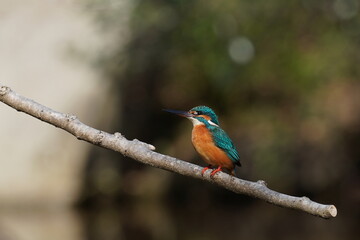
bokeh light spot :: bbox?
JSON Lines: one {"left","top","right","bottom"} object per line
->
{"left": 333, "top": 0, "right": 359, "bottom": 20}
{"left": 228, "top": 36, "right": 255, "bottom": 64}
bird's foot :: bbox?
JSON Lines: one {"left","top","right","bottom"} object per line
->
{"left": 210, "top": 166, "right": 222, "bottom": 178}
{"left": 201, "top": 165, "right": 212, "bottom": 176}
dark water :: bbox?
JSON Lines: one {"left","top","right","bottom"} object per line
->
{"left": 0, "top": 199, "right": 357, "bottom": 240}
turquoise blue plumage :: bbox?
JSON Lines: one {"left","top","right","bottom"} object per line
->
{"left": 210, "top": 126, "right": 241, "bottom": 166}
{"left": 194, "top": 113, "right": 241, "bottom": 166}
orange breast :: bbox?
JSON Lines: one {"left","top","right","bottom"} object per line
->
{"left": 191, "top": 125, "right": 234, "bottom": 171}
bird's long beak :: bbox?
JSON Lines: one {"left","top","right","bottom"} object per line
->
{"left": 163, "top": 109, "right": 194, "bottom": 118}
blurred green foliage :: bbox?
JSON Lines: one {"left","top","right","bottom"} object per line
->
{"left": 85, "top": 0, "right": 360, "bottom": 186}
{"left": 81, "top": 0, "right": 360, "bottom": 239}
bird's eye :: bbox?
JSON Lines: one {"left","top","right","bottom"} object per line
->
{"left": 189, "top": 110, "right": 199, "bottom": 115}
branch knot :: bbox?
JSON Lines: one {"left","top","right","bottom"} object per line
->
{"left": 132, "top": 139, "right": 156, "bottom": 150}
{"left": 94, "top": 130, "right": 105, "bottom": 145}
{"left": 114, "top": 132, "right": 124, "bottom": 139}
{"left": 0, "top": 85, "right": 10, "bottom": 96}
{"left": 65, "top": 114, "right": 77, "bottom": 122}
{"left": 257, "top": 180, "right": 267, "bottom": 187}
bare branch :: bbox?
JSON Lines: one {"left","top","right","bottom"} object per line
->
{"left": 0, "top": 84, "right": 337, "bottom": 218}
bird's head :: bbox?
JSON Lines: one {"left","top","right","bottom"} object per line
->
{"left": 164, "top": 105, "right": 219, "bottom": 126}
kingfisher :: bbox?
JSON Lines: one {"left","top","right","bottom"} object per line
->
{"left": 164, "top": 106, "right": 241, "bottom": 177}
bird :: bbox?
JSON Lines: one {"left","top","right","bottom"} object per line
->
{"left": 164, "top": 106, "right": 241, "bottom": 177}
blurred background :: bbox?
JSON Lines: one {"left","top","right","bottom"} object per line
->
{"left": 0, "top": 0, "right": 359, "bottom": 239}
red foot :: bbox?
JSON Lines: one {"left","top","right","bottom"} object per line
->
{"left": 201, "top": 165, "right": 212, "bottom": 176}
{"left": 210, "top": 166, "right": 222, "bottom": 177}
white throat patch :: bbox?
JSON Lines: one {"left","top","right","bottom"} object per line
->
{"left": 187, "top": 117, "right": 219, "bottom": 127}
{"left": 188, "top": 117, "right": 203, "bottom": 126}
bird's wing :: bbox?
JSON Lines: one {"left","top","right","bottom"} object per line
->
{"left": 210, "top": 126, "right": 241, "bottom": 166}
